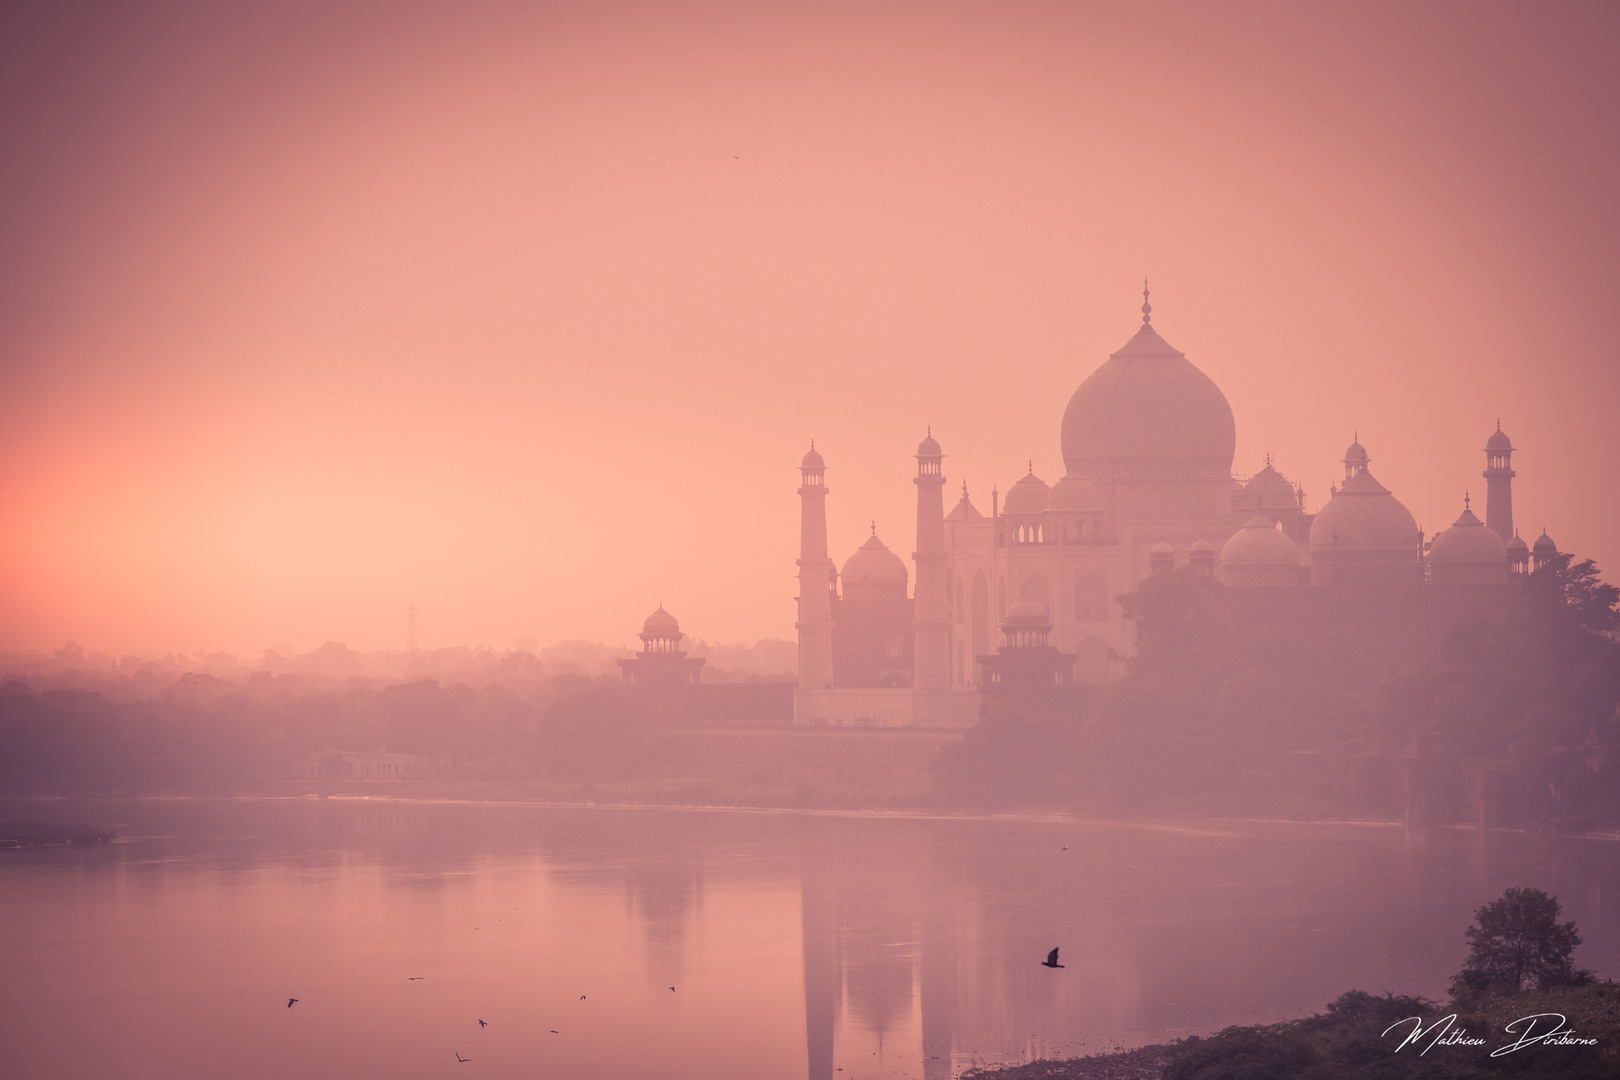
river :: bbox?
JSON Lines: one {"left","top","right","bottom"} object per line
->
{"left": 1, "top": 797, "right": 1615, "bottom": 1079}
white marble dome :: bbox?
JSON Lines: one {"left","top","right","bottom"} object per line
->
{"left": 1308, "top": 460, "right": 1420, "bottom": 582}
{"left": 1429, "top": 500, "right": 1507, "bottom": 584}
{"left": 1060, "top": 309, "right": 1236, "bottom": 481}
{"left": 1221, "top": 514, "right": 1302, "bottom": 587}
{"left": 840, "top": 532, "right": 908, "bottom": 598}
{"left": 1002, "top": 467, "right": 1051, "bottom": 514}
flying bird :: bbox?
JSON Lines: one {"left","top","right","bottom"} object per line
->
{"left": 455, "top": 1052, "right": 470, "bottom": 1063}
{"left": 287, "top": 998, "right": 299, "bottom": 1008}
{"left": 669, "top": 987, "right": 676, "bottom": 992}
{"left": 477, "top": 1019, "right": 487, "bottom": 1028}
{"left": 550, "top": 1030, "right": 558, "bottom": 1035}
{"left": 1042, "top": 948, "right": 1065, "bottom": 969}
{"left": 406, "top": 977, "right": 423, "bottom": 981}
{"left": 579, "top": 995, "right": 586, "bottom": 1000}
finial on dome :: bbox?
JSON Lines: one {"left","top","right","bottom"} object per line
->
{"left": 1027, "top": 458, "right": 1033, "bottom": 474}
{"left": 927, "top": 424, "right": 931, "bottom": 437}
{"left": 961, "top": 481, "right": 968, "bottom": 497}
{"left": 810, "top": 438, "right": 815, "bottom": 450}
{"left": 1464, "top": 491, "right": 1471, "bottom": 511}
{"left": 1141, "top": 278, "right": 1152, "bottom": 324}
{"left": 871, "top": 519, "right": 877, "bottom": 536}
{"left": 1496, "top": 419, "right": 1501, "bottom": 432}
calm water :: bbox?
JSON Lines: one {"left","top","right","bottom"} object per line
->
{"left": 1, "top": 798, "right": 1616, "bottom": 1080}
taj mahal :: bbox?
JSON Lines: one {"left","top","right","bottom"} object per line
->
{"left": 785, "top": 285, "right": 1554, "bottom": 728}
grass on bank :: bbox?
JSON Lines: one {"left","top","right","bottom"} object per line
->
{"left": 964, "top": 983, "right": 1620, "bottom": 1080}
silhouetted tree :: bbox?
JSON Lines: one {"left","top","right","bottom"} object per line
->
{"left": 1450, "top": 886, "right": 1593, "bottom": 998}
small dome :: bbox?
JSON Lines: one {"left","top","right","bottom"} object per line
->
{"left": 1049, "top": 474, "right": 1103, "bottom": 511}
{"left": 1309, "top": 466, "right": 1418, "bottom": 556}
{"left": 1004, "top": 600, "right": 1049, "bottom": 623}
{"left": 1506, "top": 533, "right": 1530, "bottom": 556}
{"left": 1486, "top": 424, "right": 1512, "bottom": 452}
{"left": 801, "top": 445, "right": 825, "bottom": 470}
{"left": 1221, "top": 514, "right": 1300, "bottom": 568}
{"left": 1239, "top": 463, "right": 1298, "bottom": 512}
{"left": 1429, "top": 500, "right": 1507, "bottom": 582}
{"left": 916, "top": 431, "right": 942, "bottom": 457}
{"left": 1343, "top": 438, "right": 1369, "bottom": 471}
{"left": 841, "top": 532, "right": 908, "bottom": 599}
{"left": 1003, "top": 467, "right": 1050, "bottom": 514}
{"left": 1150, "top": 538, "right": 1174, "bottom": 556}
{"left": 1532, "top": 529, "right": 1557, "bottom": 555}
{"left": 642, "top": 606, "right": 681, "bottom": 637}
{"left": 1190, "top": 536, "right": 1215, "bottom": 557}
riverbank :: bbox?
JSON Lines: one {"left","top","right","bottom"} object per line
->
{"left": 0, "top": 820, "right": 115, "bottom": 848}
{"left": 12, "top": 784, "right": 1620, "bottom": 840}
{"left": 963, "top": 983, "right": 1620, "bottom": 1079}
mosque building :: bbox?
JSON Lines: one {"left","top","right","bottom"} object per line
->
{"left": 792, "top": 286, "right": 1553, "bottom": 727}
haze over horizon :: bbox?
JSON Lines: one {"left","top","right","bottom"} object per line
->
{"left": 3, "top": 0, "right": 1618, "bottom": 659}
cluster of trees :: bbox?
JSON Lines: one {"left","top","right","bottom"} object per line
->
{"left": 940, "top": 554, "right": 1620, "bottom": 821}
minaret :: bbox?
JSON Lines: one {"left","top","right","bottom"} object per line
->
{"left": 912, "top": 429, "right": 951, "bottom": 694}
{"left": 796, "top": 444, "right": 834, "bottom": 691}
{"left": 1483, "top": 421, "right": 1515, "bottom": 543}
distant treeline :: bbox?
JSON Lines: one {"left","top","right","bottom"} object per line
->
{"left": 938, "top": 553, "right": 1620, "bottom": 826}
{"left": 0, "top": 637, "right": 796, "bottom": 687}
{"left": 0, "top": 669, "right": 784, "bottom": 794}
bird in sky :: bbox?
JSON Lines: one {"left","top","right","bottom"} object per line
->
{"left": 405, "top": 977, "right": 423, "bottom": 981}
{"left": 1042, "top": 948, "right": 1065, "bottom": 969}
{"left": 579, "top": 995, "right": 586, "bottom": 1000}
{"left": 455, "top": 1052, "right": 470, "bottom": 1063}
{"left": 550, "top": 1030, "right": 558, "bottom": 1035}
{"left": 477, "top": 1019, "right": 487, "bottom": 1028}
{"left": 669, "top": 986, "right": 676, "bottom": 992}
{"left": 287, "top": 998, "right": 299, "bottom": 1008}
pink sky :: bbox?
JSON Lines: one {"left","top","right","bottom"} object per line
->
{"left": 2, "top": 0, "right": 1617, "bottom": 657}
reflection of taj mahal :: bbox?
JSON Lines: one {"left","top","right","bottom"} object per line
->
{"left": 792, "top": 286, "right": 1553, "bottom": 727}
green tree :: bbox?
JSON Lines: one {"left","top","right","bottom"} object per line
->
{"left": 1451, "top": 886, "right": 1593, "bottom": 998}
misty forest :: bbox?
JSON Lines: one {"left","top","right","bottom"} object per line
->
{"left": 5, "top": 553, "right": 1616, "bottom": 827}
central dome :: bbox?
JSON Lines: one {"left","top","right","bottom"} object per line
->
{"left": 1060, "top": 303, "right": 1236, "bottom": 480}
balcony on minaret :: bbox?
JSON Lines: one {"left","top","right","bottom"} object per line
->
{"left": 914, "top": 429, "right": 944, "bottom": 479}
{"left": 799, "top": 444, "right": 827, "bottom": 490}
{"left": 1483, "top": 423, "right": 1515, "bottom": 543}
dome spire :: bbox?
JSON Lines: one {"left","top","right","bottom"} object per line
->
{"left": 1141, "top": 278, "right": 1152, "bottom": 324}
{"left": 870, "top": 519, "right": 877, "bottom": 536}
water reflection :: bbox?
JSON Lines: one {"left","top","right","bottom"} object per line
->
{"left": 0, "top": 799, "right": 1616, "bottom": 1080}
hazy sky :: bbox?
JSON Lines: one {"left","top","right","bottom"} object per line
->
{"left": 2, "top": 0, "right": 1617, "bottom": 657}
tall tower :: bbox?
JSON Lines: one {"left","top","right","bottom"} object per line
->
{"left": 796, "top": 445, "right": 835, "bottom": 691}
{"left": 912, "top": 430, "right": 951, "bottom": 693}
{"left": 1483, "top": 422, "right": 1515, "bottom": 543}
